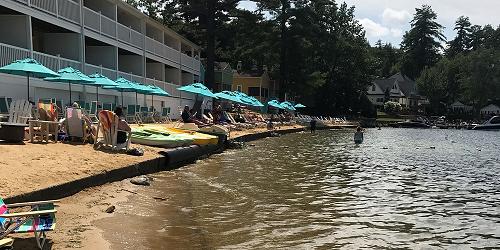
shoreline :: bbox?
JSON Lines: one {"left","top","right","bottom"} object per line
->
{"left": 3, "top": 124, "right": 350, "bottom": 249}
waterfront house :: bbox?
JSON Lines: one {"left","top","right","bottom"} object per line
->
{"left": 0, "top": 0, "right": 203, "bottom": 118}
{"left": 480, "top": 104, "right": 500, "bottom": 116}
{"left": 232, "top": 64, "right": 278, "bottom": 103}
{"left": 367, "top": 73, "right": 426, "bottom": 109}
{"left": 449, "top": 101, "right": 473, "bottom": 113}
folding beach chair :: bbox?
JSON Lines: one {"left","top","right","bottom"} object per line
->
{"left": 65, "top": 107, "right": 89, "bottom": 142}
{"left": 125, "top": 105, "right": 142, "bottom": 124}
{"left": 94, "top": 110, "right": 131, "bottom": 151}
{"left": 160, "top": 107, "right": 172, "bottom": 123}
{"left": 140, "top": 106, "right": 155, "bottom": 123}
{"left": 0, "top": 197, "right": 58, "bottom": 249}
{"left": 0, "top": 97, "right": 10, "bottom": 114}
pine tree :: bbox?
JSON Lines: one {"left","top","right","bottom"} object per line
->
{"left": 400, "top": 5, "right": 445, "bottom": 80}
{"left": 446, "top": 16, "right": 472, "bottom": 57}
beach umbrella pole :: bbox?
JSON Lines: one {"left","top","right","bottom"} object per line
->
{"left": 27, "top": 74, "right": 30, "bottom": 101}
{"left": 69, "top": 82, "right": 72, "bottom": 103}
{"left": 96, "top": 86, "right": 99, "bottom": 103}
{"left": 121, "top": 92, "right": 124, "bottom": 107}
{"left": 135, "top": 92, "right": 138, "bottom": 113}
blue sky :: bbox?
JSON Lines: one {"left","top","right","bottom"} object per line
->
{"left": 238, "top": 0, "right": 500, "bottom": 46}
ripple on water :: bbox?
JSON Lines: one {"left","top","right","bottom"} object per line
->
{"left": 98, "top": 129, "right": 500, "bottom": 249}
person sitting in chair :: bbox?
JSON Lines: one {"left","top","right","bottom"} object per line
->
{"left": 114, "top": 107, "right": 131, "bottom": 146}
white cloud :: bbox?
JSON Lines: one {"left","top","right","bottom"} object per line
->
{"left": 382, "top": 8, "right": 411, "bottom": 25}
{"left": 390, "top": 28, "right": 403, "bottom": 37}
{"left": 358, "top": 18, "right": 389, "bottom": 37}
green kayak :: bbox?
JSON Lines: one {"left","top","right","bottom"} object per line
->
{"left": 131, "top": 129, "right": 194, "bottom": 148}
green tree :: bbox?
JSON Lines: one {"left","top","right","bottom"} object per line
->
{"left": 400, "top": 5, "right": 446, "bottom": 80}
{"left": 446, "top": 16, "right": 472, "bottom": 57}
{"left": 416, "top": 64, "right": 447, "bottom": 114}
{"left": 371, "top": 41, "right": 400, "bottom": 78}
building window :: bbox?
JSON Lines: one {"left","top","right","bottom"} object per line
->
{"left": 372, "top": 85, "right": 376, "bottom": 91}
{"left": 248, "top": 87, "right": 260, "bottom": 96}
{"left": 236, "top": 85, "right": 242, "bottom": 92}
{"left": 262, "top": 88, "right": 269, "bottom": 97}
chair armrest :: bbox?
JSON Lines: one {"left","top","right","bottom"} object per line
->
{"left": 0, "top": 209, "right": 57, "bottom": 218}
{"left": 7, "top": 200, "right": 59, "bottom": 208}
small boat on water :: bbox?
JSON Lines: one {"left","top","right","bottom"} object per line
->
{"left": 472, "top": 116, "right": 500, "bottom": 130}
{"left": 389, "top": 119, "right": 430, "bottom": 128}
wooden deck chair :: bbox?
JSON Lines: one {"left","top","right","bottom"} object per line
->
{"left": 3, "top": 99, "right": 32, "bottom": 125}
{"left": 0, "top": 197, "right": 58, "bottom": 249}
{"left": 65, "top": 107, "right": 88, "bottom": 142}
{"left": 94, "top": 110, "right": 131, "bottom": 151}
{"left": 30, "top": 103, "right": 59, "bottom": 143}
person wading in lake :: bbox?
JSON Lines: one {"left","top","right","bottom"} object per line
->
{"left": 310, "top": 118, "right": 317, "bottom": 133}
{"left": 354, "top": 126, "right": 364, "bottom": 144}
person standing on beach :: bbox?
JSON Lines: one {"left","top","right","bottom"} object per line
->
{"left": 354, "top": 126, "right": 364, "bottom": 144}
{"left": 310, "top": 118, "right": 317, "bottom": 133}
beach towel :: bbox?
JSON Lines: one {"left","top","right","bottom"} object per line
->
{"left": 98, "top": 110, "right": 115, "bottom": 132}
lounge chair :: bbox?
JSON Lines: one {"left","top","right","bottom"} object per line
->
{"left": 65, "top": 107, "right": 88, "bottom": 142}
{"left": 140, "top": 106, "right": 155, "bottom": 123}
{"left": 102, "top": 103, "right": 113, "bottom": 111}
{"left": 29, "top": 103, "right": 60, "bottom": 143}
{"left": 2, "top": 99, "right": 32, "bottom": 125}
{"left": 94, "top": 110, "right": 131, "bottom": 151}
{"left": 158, "top": 107, "right": 172, "bottom": 123}
{"left": 0, "top": 197, "right": 58, "bottom": 249}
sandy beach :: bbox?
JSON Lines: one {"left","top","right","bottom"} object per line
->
{"left": 0, "top": 124, "right": 311, "bottom": 249}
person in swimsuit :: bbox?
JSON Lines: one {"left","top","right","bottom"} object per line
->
{"left": 114, "top": 107, "right": 131, "bottom": 145}
{"left": 354, "top": 126, "right": 364, "bottom": 144}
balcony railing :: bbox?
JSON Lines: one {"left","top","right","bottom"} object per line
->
{"left": 145, "top": 37, "right": 180, "bottom": 64}
{"left": 23, "top": 0, "right": 80, "bottom": 24}
{"left": 0, "top": 42, "right": 30, "bottom": 67}
{"left": 32, "top": 51, "right": 81, "bottom": 72}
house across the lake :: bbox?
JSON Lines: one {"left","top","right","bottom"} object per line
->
{"left": 367, "top": 73, "right": 426, "bottom": 109}
{"left": 480, "top": 104, "right": 500, "bottom": 116}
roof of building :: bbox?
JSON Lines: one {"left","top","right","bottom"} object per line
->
{"left": 481, "top": 104, "right": 500, "bottom": 110}
{"left": 373, "top": 73, "right": 418, "bottom": 97}
{"left": 234, "top": 68, "right": 267, "bottom": 78}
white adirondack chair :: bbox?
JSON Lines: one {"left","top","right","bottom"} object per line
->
{"left": 5, "top": 99, "right": 32, "bottom": 124}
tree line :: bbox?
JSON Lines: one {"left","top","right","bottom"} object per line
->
{"left": 125, "top": 1, "right": 500, "bottom": 116}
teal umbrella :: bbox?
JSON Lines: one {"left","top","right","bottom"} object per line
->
{"left": 214, "top": 91, "right": 243, "bottom": 103}
{"left": 44, "top": 67, "right": 95, "bottom": 103}
{"left": 103, "top": 77, "right": 136, "bottom": 107}
{"left": 0, "top": 58, "right": 59, "bottom": 100}
{"left": 280, "top": 101, "right": 296, "bottom": 111}
{"left": 268, "top": 100, "right": 284, "bottom": 109}
{"left": 130, "top": 81, "right": 156, "bottom": 110}
{"left": 88, "top": 73, "right": 119, "bottom": 102}
{"left": 146, "top": 85, "right": 171, "bottom": 107}
{"left": 178, "top": 83, "right": 216, "bottom": 98}
{"left": 249, "top": 96, "right": 265, "bottom": 107}
{"left": 233, "top": 91, "right": 257, "bottom": 106}
{"left": 294, "top": 103, "right": 306, "bottom": 108}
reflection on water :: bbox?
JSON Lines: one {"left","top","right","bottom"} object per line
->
{"left": 98, "top": 129, "right": 500, "bottom": 249}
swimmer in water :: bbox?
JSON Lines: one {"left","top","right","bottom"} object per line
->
{"left": 354, "top": 126, "right": 364, "bottom": 144}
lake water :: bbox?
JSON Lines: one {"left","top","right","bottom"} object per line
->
{"left": 97, "top": 128, "right": 500, "bottom": 249}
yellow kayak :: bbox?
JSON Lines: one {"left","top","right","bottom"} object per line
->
{"left": 138, "top": 125, "right": 218, "bottom": 145}
{"left": 165, "top": 128, "right": 219, "bottom": 145}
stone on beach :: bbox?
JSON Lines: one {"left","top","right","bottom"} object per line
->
{"left": 130, "top": 176, "right": 152, "bottom": 186}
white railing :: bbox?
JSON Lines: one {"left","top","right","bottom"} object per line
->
{"left": 130, "top": 29, "right": 143, "bottom": 49}
{"left": 102, "top": 67, "right": 117, "bottom": 80}
{"left": 85, "top": 63, "right": 117, "bottom": 79}
{"left": 83, "top": 8, "right": 100, "bottom": 31}
{"left": 101, "top": 15, "right": 116, "bottom": 38}
{"left": 0, "top": 43, "right": 30, "bottom": 67}
{"left": 32, "top": 51, "right": 80, "bottom": 71}
{"left": 84, "top": 63, "right": 101, "bottom": 75}
{"left": 145, "top": 37, "right": 181, "bottom": 64}
{"left": 27, "top": 0, "right": 80, "bottom": 24}
{"left": 181, "top": 53, "right": 191, "bottom": 68}
{"left": 116, "top": 23, "right": 144, "bottom": 49}
{"left": 57, "top": 0, "right": 80, "bottom": 24}
{"left": 30, "top": 0, "right": 57, "bottom": 16}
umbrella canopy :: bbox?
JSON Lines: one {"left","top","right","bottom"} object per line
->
{"left": 280, "top": 101, "right": 297, "bottom": 111}
{"left": 102, "top": 77, "right": 137, "bottom": 107}
{"left": 88, "top": 73, "right": 119, "bottom": 102}
{"left": 148, "top": 85, "right": 171, "bottom": 96}
{"left": 268, "top": 100, "right": 284, "bottom": 109}
{"left": 214, "top": 91, "right": 242, "bottom": 103}
{"left": 249, "top": 96, "right": 265, "bottom": 107}
{"left": 0, "top": 58, "right": 59, "bottom": 100}
{"left": 88, "top": 73, "right": 119, "bottom": 87}
{"left": 294, "top": 103, "right": 306, "bottom": 108}
{"left": 177, "top": 83, "right": 216, "bottom": 98}
{"left": 44, "top": 67, "right": 95, "bottom": 103}
{"left": 233, "top": 91, "right": 257, "bottom": 106}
